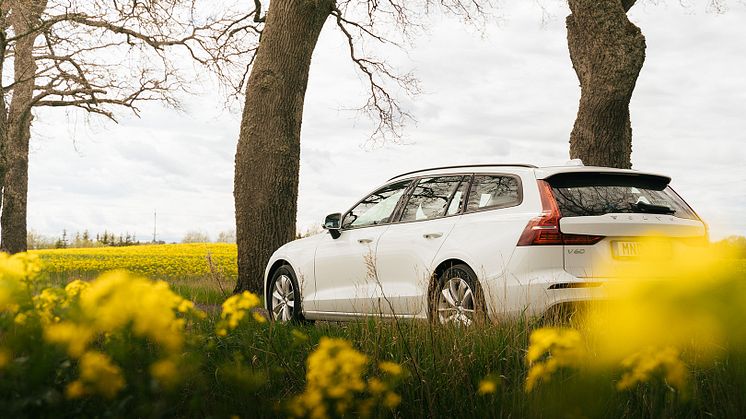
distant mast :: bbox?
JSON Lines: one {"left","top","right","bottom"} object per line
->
{"left": 153, "top": 210, "right": 157, "bottom": 243}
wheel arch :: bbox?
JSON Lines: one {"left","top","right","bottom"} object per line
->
{"left": 427, "top": 258, "right": 473, "bottom": 313}
{"left": 265, "top": 259, "right": 291, "bottom": 302}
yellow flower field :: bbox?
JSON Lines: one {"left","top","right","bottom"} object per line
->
{"left": 30, "top": 243, "right": 238, "bottom": 280}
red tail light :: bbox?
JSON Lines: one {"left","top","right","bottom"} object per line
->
{"left": 517, "top": 180, "right": 604, "bottom": 246}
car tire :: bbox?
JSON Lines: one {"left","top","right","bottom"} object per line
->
{"left": 430, "top": 264, "right": 486, "bottom": 326}
{"left": 267, "top": 265, "right": 304, "bottom": 323}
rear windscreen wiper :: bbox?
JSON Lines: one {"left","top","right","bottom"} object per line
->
{"left": 633, "top": 200, "right": 676, "bottom": 215}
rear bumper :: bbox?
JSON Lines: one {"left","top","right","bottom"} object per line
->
{"left": 481, "top": 268, "right": 610, "bottom": 319}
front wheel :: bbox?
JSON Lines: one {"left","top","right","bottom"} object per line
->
{"left": 268, "top": 265, "right": 303, "bottom": 323}
{"left": 431, "top": 264, "right": 486, "bottom": 326}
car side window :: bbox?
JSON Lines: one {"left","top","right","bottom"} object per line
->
{"left": 446, "top": 176, "right": 471, "bottom": 216}
{"left": 400, "top": 176, "right": 463, "bottom": 222}
{"left": 342, "top": 180, "right": 411, "bottom": 229}
{"left": 466, "top": 175, "right": 520, "bottom": 212}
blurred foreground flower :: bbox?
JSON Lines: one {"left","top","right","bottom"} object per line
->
{"left": 291, "top": 337, "right": 406, "bottom": 418}
{"left": 216, "top": 291, "right": 263, "bottom": 336}
{"left": 66, "top": 351, "right": 126, "bottom": 399}
{"left": 525, "top": 328, "right": 585, "bottom": 392}
{"left": 525, "top": 239, "right": 745, "bottom": 395}
{"left": 43, "top": 270, "right": 205, "bottom": 357}
{"left": 617, "top": 346, "right": 687, "bottom": 391}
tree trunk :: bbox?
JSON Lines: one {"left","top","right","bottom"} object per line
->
{"left": 0, "top": 9, "right": 9, "bottom": 251}
{"left": 233, "top": 0, "right": 334, "bottom": 293}
{"left": 566, "top": 0, "right": 645, "bottom": 169}
{"left": 1, "top": 2, "right": 44, "bottom": 254}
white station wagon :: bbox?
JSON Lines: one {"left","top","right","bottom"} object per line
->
{"left": 264, "top": 163, "right": 706, "bottom": 325}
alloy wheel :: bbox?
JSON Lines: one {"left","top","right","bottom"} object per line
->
{"left": 271, "top": 274, "right": 295, "bottom": 322}
{"left": 437, "top": 276, "right": 475, "bottom": 326}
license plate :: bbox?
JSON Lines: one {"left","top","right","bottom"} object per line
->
{"left": 612, "top": 241, "right": 641, "bottom": 259}
{"left": 611, "top": 240, "right": 672, "bottom": 259}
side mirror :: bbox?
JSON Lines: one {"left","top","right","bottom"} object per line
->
{"left": 323, "top": 213, "right": 342, "bottom": 239}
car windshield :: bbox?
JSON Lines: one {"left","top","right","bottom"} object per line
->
{"left": 548, "top": 173, "right": 698, "bottom": 220}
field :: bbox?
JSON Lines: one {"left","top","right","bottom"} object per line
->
{"left": 31, "top": 243, "right": 237, "bottom": 305}
{"left": 2, "top": 244, "right": 746, "bottom": 418}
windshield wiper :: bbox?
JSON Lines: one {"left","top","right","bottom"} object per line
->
{"left": 633, "top": 200, "right": 676, "bottom": 215}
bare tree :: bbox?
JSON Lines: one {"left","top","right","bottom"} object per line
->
{"left": 182, "top": 230, "right": 210, "bottom": 244}
{"left": 232, "top": 0, "right": 490, "bottom": 294}
{"left": 566, "top": 0, "right": 645, "bottom": 168}
{"left": 0, "top": 0, "right": 254, "bottom": 254}
{"left": 216, "top": 229, "right": 236, "bottom": 243}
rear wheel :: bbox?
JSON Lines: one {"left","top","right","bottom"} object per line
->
{"left": 268, "top": 265, "right": 302, "bottom": 323}
{"left": 431, "top": 264, "right": 486, "bottom": 326}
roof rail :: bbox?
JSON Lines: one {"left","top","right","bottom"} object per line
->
{"left": 388, "top": 163, "right": 538, "bottom": 181}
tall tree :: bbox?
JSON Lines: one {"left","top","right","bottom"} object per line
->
{"left": 232, "top": 1, "right": 487, "bottom": 294}
{"left": 0, "top": 0, "right": 249, "bottom": 254}
{"left": 566, "top": 0, "right": 645, "bottom": 168}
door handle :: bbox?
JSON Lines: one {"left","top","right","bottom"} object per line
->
{"left": 358, "top": 238, "right": 373, "bottom": 244}
{"left": 423, "top": 233, "right": 443, "bottom": 239}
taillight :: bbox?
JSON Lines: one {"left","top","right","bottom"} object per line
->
{"left": 517, "top": 180, "right": 604, "bottom": 246}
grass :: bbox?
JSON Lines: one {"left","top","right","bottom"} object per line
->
{"left": 13, "top": 245, "right": 746, "bottom": 418}
{"left": 192, "top": 316, "right": 746, "bottom": 418}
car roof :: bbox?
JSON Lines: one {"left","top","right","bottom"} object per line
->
{"left": 388, "top": 163, "right": 671, "bottom": 183}
{"left": 388, "top": 164, "right": 537, "bottom": 181}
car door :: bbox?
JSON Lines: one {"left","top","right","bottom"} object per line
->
{"left": 310, "top": 179, "right": 412, "bottom": 315}
{"left": 374, "top": 175, "right": 469, "bottom": 316}
{"left": 438, "top": 174, "right": 527, "bottom": 312}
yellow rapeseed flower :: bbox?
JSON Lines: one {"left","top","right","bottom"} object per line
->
{"left": 73, "top": 351, "right": 126, "bottom": 399}
{"left": 33, "top": 288, "right": 65, "bottom": 324}
{"left": 383, "top": 392, "right": 401, "bottom": 409}
{"left": 292, "top": 338, "right": 369, "bottom": 417}
{"left": 43, "top": 270, "right": 201, "bottom": 358}
{"left": 0, "top": 348, "right": 11, "bottom": 369}
{"left": 65, "top": 380, "right": 86, "bottom": 399}
{"left": 617, "top": 346, "right": 687, "bottom": 391}
{"left": 64, "top": 279, "right": 89, "bottom": 299}
{"left": 150, "top": 358, "right": 180, "bottom": 389}
{"left": 525, "top": 328, "right": 585, "bottom": 392}
{"left": 378, "top": 361, "right": 403, "bottom": 376}
{"left": 14, "top": 312, "right": 29, "bottom": 325}
{"left": 0, "top": 252, "right": 41, "bottom": 283}
{"left": 30, "top": 243, "right": 237, "bottom": 281}
{"left": 44, "top": 322, "right": 95, "bottom": 357}
{"left": 478, "top": 379, "right": 498, "bottom": 395}
{"left": 217, "top": 291, "right": 262, "bottom": 335}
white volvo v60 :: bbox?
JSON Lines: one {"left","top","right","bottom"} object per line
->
{"left": 264, "top": 163, "right": 706, "bottom": 325}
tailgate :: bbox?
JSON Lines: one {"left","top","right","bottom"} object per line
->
{"left": 546, "top": 170, "right": 707, "bottom": 279}
{"left": 560, "top": 215, "right": 706, "bottom": 278}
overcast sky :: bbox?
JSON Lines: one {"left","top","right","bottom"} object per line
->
{"left": 26, "top": 1, "right": 746, "bottom": 243}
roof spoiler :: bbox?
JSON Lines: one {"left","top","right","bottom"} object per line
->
{"left": 546, "top": 171, "right": 672, "bottom": 190}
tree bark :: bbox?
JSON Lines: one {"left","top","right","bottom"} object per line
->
{"left": 0, "top": 8, "right": 10, "bottom": 252}
{"left": 233, "top": 0, "right": 334, "bottom": 293}
{"left": 566, "top": 0, "right": 645, "bottom": 169}
{"left": 1, "top": 1, "right": 46, "bottom": 254}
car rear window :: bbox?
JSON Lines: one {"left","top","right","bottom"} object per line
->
{"left": 548, "top": 173, "right": 698, "bottom": 220}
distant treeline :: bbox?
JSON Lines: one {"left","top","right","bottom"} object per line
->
{"left": 27, "top": 229, "right": 240, "bottom": 249}
{"left": 27, "top": 230, "right": 148, "bottom": 249}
